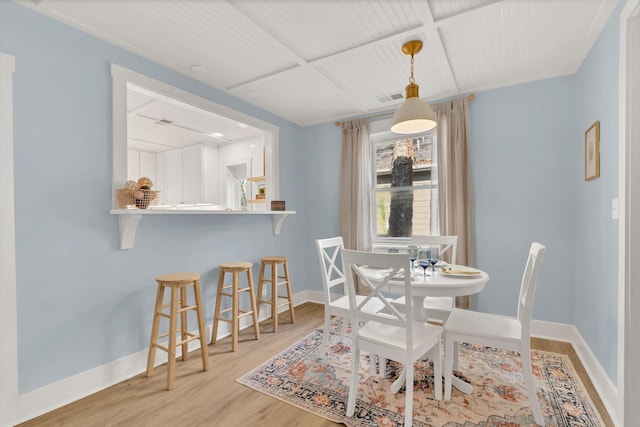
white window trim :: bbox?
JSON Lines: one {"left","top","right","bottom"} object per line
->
{"left": 0, "top": 51, "right": 18, "bottom": 427}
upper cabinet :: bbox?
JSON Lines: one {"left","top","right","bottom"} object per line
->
{"left": 159, "top": 143, "right": 220, "bottom": 205}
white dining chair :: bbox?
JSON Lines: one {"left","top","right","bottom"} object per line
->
{"left": 389, "top": 235, "right": 459, "bottom": 324}
{"left": 342, "top": 249, "right": 443, "bottom": 427}
{"left": 315, "top": 237, "right": 387, "bottom": 358}
{"left": 443, "top": 242, "right": 546, "bottom": 426}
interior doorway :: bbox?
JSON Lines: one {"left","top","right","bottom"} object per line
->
{"left": 620, "top": 1, "right": 640, "bottom": 424}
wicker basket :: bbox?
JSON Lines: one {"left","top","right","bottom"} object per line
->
{"left": 116, "top": 189, "right": 159, "bottom": 209}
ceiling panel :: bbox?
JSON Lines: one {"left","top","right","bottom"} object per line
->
{"left": 320, "top": 38, "right": 455, "bottom": 112}
{"left": 29, "top": 0, "right": 300, "bottom": 89}
{"left": 229, "top": 67, "right": 367, "bottom": 125}
{"left": 232, "top": 0, "right": 424, "bottom": 61}
{"left": 20, "top": 0, "right": 618, "bottom": 126}
{"left": 440, "top": 0, "right": 616, "bottom": 93}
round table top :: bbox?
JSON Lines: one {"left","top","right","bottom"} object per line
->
{"left": 360, "top": 264, "right": 489, "bottom": 298}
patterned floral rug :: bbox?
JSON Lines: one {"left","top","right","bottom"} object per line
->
{"left": 237, "top": 320, "right": 605, "bottom": 426}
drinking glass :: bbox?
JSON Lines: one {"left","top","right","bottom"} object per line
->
{"left": 428, "top": 247, "right": 440, "bottom": 273}
{"left": 418, "top": 258, "right": 430, "bottom": 276}
{"left": 408, "top": 245, "right": 419, "bottom": 270}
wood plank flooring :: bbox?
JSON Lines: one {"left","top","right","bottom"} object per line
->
{"left": 18, "top": 302, "right": 613, "bottom": 426}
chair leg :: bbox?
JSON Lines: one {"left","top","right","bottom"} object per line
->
{"left": 444, "top": 335, "right": 454, "bottom": 400}
{"left": 210, "top": 269, "right": 224, "bottom": 344}
{"left": 338, "top": 316, "right": 349, "bottom": 342}
{"left": 247, "top": 268, "right": 261, "bottom": 341}
{"left": 179, "top": 286, "right": 189, "bottom": 361}
{"left": 318, "top": 311, "right": 331, "bottom": 357}
{"left": 193, "top": 279, "right": 209, "bottom": 372}
{"left": 166, "top": 286, "right": 179, "bottom": 390}
{"left": 431, "top": 344, "right": 442, "bottom": 401}
{"left": 346, "top": 345, "right": 360, "bottom": 417}
{"left": 404, "top": 361, "right": 414, "bottom": 427}
{"left": 231, "top": 272, "right": 240, "bottom": 352}
{"left": 270, "top": 263, "right": 278, "bottom": 332}
{"left": 256, "top": 261, "right": 266, "bottom": 320}
{"left": 146, "top": 283, "right": 165, "bottom": 377}
{"left": 379, "top": 357, "right": 387, "bottom": 377}
{"left": 521, "top": 345, "right": 544, "bottom": 425}
{"left": 282, "top": 260, "right": 295, "bottom": 323}
{"left": 453, "top": 341, "right": 459, "bottom": 370}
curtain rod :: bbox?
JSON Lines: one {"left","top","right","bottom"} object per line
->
{"left": 335, "top": 94, "right": 475, "bottom": 127}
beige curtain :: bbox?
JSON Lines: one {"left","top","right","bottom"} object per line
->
{"left": 434, "top": 98, "right": 473, "bottom": 309}
{"left": 339, "top": 119, "right": 372, "bottom": 292}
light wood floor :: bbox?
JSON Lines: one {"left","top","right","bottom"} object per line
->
{"left": 18, "top": 302, "right": 613, "bottom": 427}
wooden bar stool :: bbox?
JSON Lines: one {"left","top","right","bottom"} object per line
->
{"left": 256, "top": 256, "right": 296, "bottom": 333}
{"left": 146, "top": 272, "right": 209, "bottom": 390}
{"left": 211, "top": 262, "right": 260, "bottom": 351}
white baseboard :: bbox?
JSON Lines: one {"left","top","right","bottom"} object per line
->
{"left": 12, "top": 294, "right": 619, "bottom": 427}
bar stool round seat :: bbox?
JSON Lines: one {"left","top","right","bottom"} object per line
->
{"left": 257, "top": 256, "right": 296, "bottom": 333}
{"left": 211, "top": 262, "right": 261, "bottom": 351}
{"left": 146, "top": 272, "right": 209, "bottom": 390}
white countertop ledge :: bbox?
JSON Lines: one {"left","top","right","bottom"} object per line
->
{"left": 110, "top": 208, "right": 296, "bottom": 249}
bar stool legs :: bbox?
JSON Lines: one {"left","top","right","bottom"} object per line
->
{"left": 146, "top": 272, "right": 209, "bottom": 390}
{"left": 211, "top": 262, "right": 260, "bottom": 351}
{"left": 256, "top": 256, "right": 296, "bottom": 333}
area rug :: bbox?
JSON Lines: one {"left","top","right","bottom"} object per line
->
{"left": 237, "top": 319, "right": 605, "bottom": 427}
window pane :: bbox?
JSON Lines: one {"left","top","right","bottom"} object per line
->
{"left": 374, "top": 188, "right": 432, "bottom": 237}
{"left": 373, "top": 135, "right": 434, "bottom": 238}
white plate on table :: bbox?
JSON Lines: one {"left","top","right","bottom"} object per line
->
{"left": 440, "top": 267, "right": 481, "bottom": 278}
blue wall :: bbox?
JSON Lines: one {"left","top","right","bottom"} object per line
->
{"left": 573, "top": 0, "right": 622, "bottom": 382}
{"left": 1, "top": 0, "right": 621, "bottom": 395}
{"left": 1, "top": 2, "right": 310, "bottom": 394}
{"left": 470, "top": 77, "right": 577, "bottom": 325}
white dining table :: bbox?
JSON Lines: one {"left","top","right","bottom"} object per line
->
{"left": 359, "top": 264, "right": 490, "bottom": 394}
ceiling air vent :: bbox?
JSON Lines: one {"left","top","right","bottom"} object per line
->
{"left": 376, "top": 92, "right": 404, "bottom": 103}
{"left": 154, "top": 118, "right": 174, "bottom": 126}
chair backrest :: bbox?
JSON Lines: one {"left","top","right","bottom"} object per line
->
{"left": 316, "top": 237, "right": 347, "bottom": 304}
{"left": 517, "top": 242, "right": 546, "bottom": 335}
{"left": 372, "top": 235, "right": 458, "bottom": 264}
{"left": 411, "top": 235, "right": 458, "bottom": 264}
{"left": 342, "top": 249, "right": 415, "bottom": 336}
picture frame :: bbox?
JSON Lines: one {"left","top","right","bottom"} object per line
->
{"left": 585, "top": 121, "right": 600, "bottom": 181}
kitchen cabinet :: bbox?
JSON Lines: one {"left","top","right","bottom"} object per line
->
{"left": 127, "top": 148, "right": 157, "bottom": 185}
{"left": 160, "top": 143, "right": 219, "bottom": 205}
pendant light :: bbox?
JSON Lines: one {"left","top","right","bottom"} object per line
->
{"left": 391, "top": 40, "right": 437, "bottom": 134}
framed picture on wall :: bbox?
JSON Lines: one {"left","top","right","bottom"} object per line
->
{"left": 585, "top": 121, "right": 600, "bottom": 181}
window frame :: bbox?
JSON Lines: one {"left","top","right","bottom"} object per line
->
{"left": 369, "top": 123, "right": 437, "bottom": 248}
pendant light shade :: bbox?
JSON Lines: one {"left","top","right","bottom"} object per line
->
{"left": 390, "top": 40, "right": 437, "bottom": 134}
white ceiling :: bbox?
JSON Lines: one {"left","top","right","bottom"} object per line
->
{"left": 127, "top": 84, "right": 265, "bottom": 152}
{"left": 20, "top": 0, "right": 618, "bottom": 128}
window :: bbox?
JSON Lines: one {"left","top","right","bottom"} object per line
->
{"left": 371, "top": 130, "right": 437, "bottom": 245}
